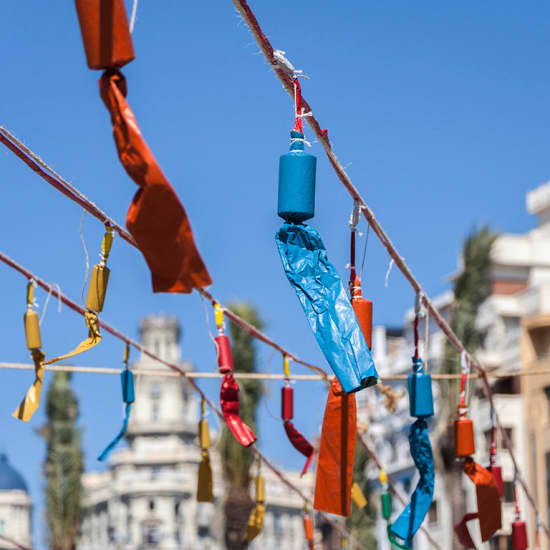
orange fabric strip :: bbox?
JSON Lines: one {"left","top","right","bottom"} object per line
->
{"left": 314, "top": 378, "right": 357, "bottom": 516}
{"left": 99, "top": 70, "right": 212, "bottom": 293}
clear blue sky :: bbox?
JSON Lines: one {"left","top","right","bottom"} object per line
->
{"left": 1, "top": 1, "right": 548, "bottom": 547}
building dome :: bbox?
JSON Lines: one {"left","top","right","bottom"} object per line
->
{"left": 0, "top": 453, "right": 28, "bottom": 492}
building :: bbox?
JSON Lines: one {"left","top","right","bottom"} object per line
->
{"left": 364, "top": 181, "right": 550, "bottom": 549}
{"left": 80, "top": 316, "right": 312, "bottom": 550}
{"left": 0, "top": 453, "right": 32, "bottom": 550}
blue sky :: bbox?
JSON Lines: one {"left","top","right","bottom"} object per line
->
{"left": 1, "top": 1, "right": 548, "bottom": 547}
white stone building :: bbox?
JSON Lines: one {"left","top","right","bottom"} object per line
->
{"left": 79, "top": 316, "right": 312, "bottom": 550}
{"left": 0, "top": 453, "right": 32, "bottom": 550}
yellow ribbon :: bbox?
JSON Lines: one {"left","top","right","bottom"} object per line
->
{"left": 351, "top": 481, "right": 368, "bottom": 509}
{"left": 12, "top": 349, "right": 46, "bottom": 422}
{"left": 44, "top": 311, "right": 101, "bottom": 366}
{"left": 197, "top": 399, "right": 214, "bottom": 502}
{"left": 244, "top": 503, "right": 266, "bottom": 542}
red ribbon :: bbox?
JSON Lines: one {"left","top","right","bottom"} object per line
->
{"left": 454, "top": 458, "right": 501, "bottom": 547}
{"left": 220, "top": 373, "right": 256, "bottom": 447}
{"left": 99, "top": 70, "right": 212, "bottom": 293}
{"left": 284, "top": 421, "right": 314, "bottom": 476}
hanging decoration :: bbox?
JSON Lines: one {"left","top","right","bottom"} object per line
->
{"left": 196, "top": 397, "right": 214, "bottom": 503}
{"left": 74, "top": 0, "right": 211, "bottom": 294}
{"left": 314, "top": 378, "right": 356, "bottom": 517}
{"left": 511, "top": 475, "right": 528, "bottom": 550}
{"left": 12, "top": 281, "right": 46, "bottom": 422}
{"left": 388, "top": 295, "right": 434, "bottom": 548}
{"left": 214, "top": 303, "right": 256, "bottom": 447}
{"left": 244, "top": 457, "right": 266, "bottom": 542}
{"left": 303, "top": 504, "right": 315, "bottom": 550}
{"left": 274, "top": 72, "right": 377, "bottom": 395}
{"left": 281, "top": 355, "right": 314, "bottom": 475}
{"left": 453, "top": 352, "right": 501, "bottom": 547}
{"left": 42, "top": 227, "right": 113, "bottom": 367}
{"left": 349, "top": 201, "right": 372, "bottom": 349}
{"left": 98, "top": 343, "right": 135, "bottom": 461}
{"left": 351, "top": 482, "right": 367, "bottom": 509}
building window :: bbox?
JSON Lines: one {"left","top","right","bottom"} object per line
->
{"left": 148, "top": 499, "right": 155, "bottom": 511}
{"left": 428, "top": 501, "right": 438, "bottom": 524}
{"left": 144, "top": 525, "right": 160, "bottom": 545}
{"left": 273, "top": 512, "right": 283, "bottom": 538}
{"left": 152, "top": 404, "right": 160, "bottom": 422}
{"left": 151, "top": 383, "right": 161, "bottom": 399}
{"left": 0, "top": 519, "right": 5, "bottom": 534}
{"left": 503, "top": 481, "right": 515, "bottom": 503}
{"left": 151, "top": 466, "right": 160, "bottom": 479}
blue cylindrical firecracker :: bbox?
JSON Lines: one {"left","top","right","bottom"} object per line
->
{"left": 120, "top": 369, "right": 135, "bottom": 404}
{"left": 278, "top": 131, "right": 316, "bottom": 223}
{"left": 408, "top": 357, "right": 433, "bottom": 418}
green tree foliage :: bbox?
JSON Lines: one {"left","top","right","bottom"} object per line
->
{"left": 219, "top": 302, "right": 264, "bottom": 550}
{"left": 43, "top": 372, "right": 83, "bottom": 550}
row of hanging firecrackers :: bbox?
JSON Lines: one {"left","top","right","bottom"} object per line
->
{"left": 13, "top": 281, "right": 46, "bottom": 421}
{"left": 281, "top": 355, "right": 314, "bottom": 475}
{"left": 197, "top": 398, "right": 214, "bottom": 503}
{"left": 454, "top": 352, "right": 501, "bottom": 548}
{"left": 74, "top": 0, "right": 211, "bottom": 294}
{"left": 13, "top": 228, "right": 112, "bottom": 421}
{"left": 98, "top": 344, "right": 135, "bottom": 461}
{"left": 274, "top": 62, "right": 378, "bottom": 395}
{"left": 244, "top": 457, "right": 265, "bottom": 542}
{"left": 388, "top": 295, "right": 435, "bottom": 549}
{"left": 213, "top": 303, "right": 256, "bottom": 447}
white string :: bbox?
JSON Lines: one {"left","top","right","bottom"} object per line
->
{"left": 460, "top": 351, "right": 471, "bottom": 405}
{"left": 199, "top": 294, "right": 220, "bottom": 371}
{"left": 39, "top": 283, "right": 62, "bottom": 326}
{"left": 424, "top": 307, "right": 430, "bottom": 371}
{"left": 359, "top": 224, "right": 370, "bottom": 281}
{"left": 79, "top": 210, "right": 90, "bottom": 303}
{"left": 349, "top": 200, "right": 361, "bottom": 232}
{"left": 129, "top": 0, "right": 139, "bottom": 33}
{"left": 384, "top": 259, "right": 394, "bottom": 288}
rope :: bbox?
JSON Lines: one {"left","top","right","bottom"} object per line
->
{"left": 0, "top": 253, "right": 365, "bottom": 550}
{"left": 0, "top": 534, "right": 33, "bottom": 550}
{"left": 228, "top": 0, "right": 548, "bottom": 539}
{"left": 0, "top": 361, "right": 545, "bottom": 381}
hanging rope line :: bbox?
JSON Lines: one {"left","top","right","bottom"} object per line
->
{"left": 0, "top": 534, "right": 33, "bottom": 550}
{"left": 0, "top": 361, "right": 545, "bottom": 381}
{"left": 0, "top": 252, "right": 366, "bottom": 550}
{"left": 228, "top": 0, "right": 548, "bottom": 538}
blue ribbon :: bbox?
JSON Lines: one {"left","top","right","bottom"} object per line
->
{"left": 389, "top": 419, "right": 434, "bottom": 546}
{"left": 275, "top": 223, "right": 377, "bottom": 393}
{"left": 98, "top": 402, "right": 132, "bottom": 461}
{"left": 98, "top": 369, "right": 135, "bottom": 461}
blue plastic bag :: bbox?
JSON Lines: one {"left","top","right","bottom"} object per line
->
{"left": 275, "top": 223, "right": 378, "bottom": 393}
{"left": 389, "top": 419, "right": 435, "bottom": 546}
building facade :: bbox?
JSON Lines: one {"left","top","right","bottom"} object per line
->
{"left": 364, "top": 182, "right": 550, "bottom": 549}
{"left": 79, "top": 316, "right": 312, "bottom": 550}
{"left": 0, "top": 453, "right": 32, "bottom": 550}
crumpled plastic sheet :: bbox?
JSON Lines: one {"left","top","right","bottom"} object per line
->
{"left": 283, "top": 420, "right": 314, "bottom": 476}
{"left": 220, "top": 373, "right": 256, "bottom": 447}
{"left": 100, "top": 70, "right": 211, "bottom": 293}
{"left": 454, "top": 458, "right": 501, "bottom": 547}
{"left": 390, "top": 419, "right": 434, "bottom": 546}
{"left": 314, "top": 379, "right": 357, "bottom": 516}
{"left": 275, "top": 223, "right": 378, "bottom": 393}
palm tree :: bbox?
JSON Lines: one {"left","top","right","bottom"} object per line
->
{"left": 43, "top": 372, "right": 83, "bottom": 550}
{"left": 435, "top": 226, "right": 497, "bottom": 548}
{"left": 219, "top": 302, "right": 264, "bottom": 550}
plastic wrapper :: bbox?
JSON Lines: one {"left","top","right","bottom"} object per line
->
{"left": 12, "top": 349, "right": 45, "bottom": 422}
{"left": 99, "top": 70, "right": 211, "bottom": 293}
{"left": 283, "top": 421, "right": 314, "bottom": 476}
{"left": 454, "top": 458, "right": 501, "bottom": 546}
{"left": 389, "top": 419, "right": 434, "bottom": 546}
{"left": 314, "top": 378, "right": 356, "bottom": 516}
{"left": 275, "top": 223, "right": 377, "bottom": 393}
{"left": 220, "top": 373, "right": 256, "bottom": 447}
